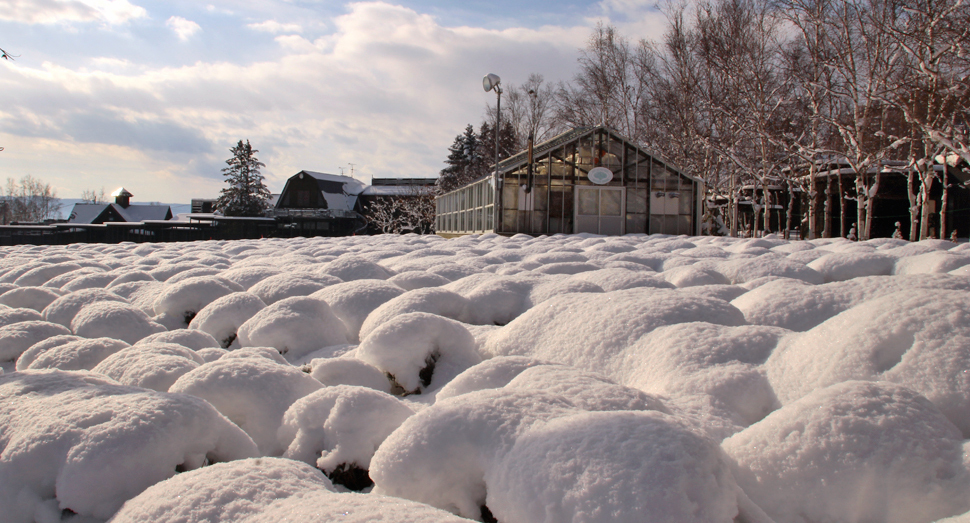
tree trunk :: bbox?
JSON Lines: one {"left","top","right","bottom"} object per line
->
{"left": 907, "top": 167, "right": 920, "bottom": 242}
{"left": 864, "top": 172, "right": 880, "bottom": 240}
{"left": 856, "top": 171, "right": 868, "bottom": 241}
{"left": 919, "top": 168, "right": 935, "bottom": 239}
{"left": 838, "top": 171, "right": 847, "bottom": 238}
{"left": 940, "top": 171, "right": 950, "bottom": 239}
{"left": 822, "top": 174, "right": 832, "bottom": 238}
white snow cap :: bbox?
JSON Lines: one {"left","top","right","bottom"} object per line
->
{"left": 723, "top": 380, "right": 970, "bottom": 523}
{"left": 357, "top": 312, "right": 482, "bottom": 395}
{"left": 170, "top": 356, "right": 323, "bottom": 455}
{"left": 0, "top": 370, "right": 258, "bottom": 523}
{"left": 279, "top": 385, "right": 415, "bottom": 489}
{"left": 236, "top": 296, "right": 349, "bottom": 361}
{"left": 188, "top": 291, "right": 266, "bottom": 349}
{"left": 71, "top": 301, "right": 166, "bottom": 344}
{"left": 109, "top": 457, "right": 333, "bottom": 523}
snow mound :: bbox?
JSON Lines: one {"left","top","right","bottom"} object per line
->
{"left": 109, "top": 457, "right": 333, "bottom": 523}
{"left": 0, "top": 370, "right": 258, "bottom": 522}
{"left": 197, "top": 347, "right": 229, "bottom": 362}
{"left": 279, "top": 385, "right": 415, "bottom": 490}
{"left": 0, "top": 320, "right": 72, "bottom": 362}
{"left": 570, "top": 267, "right": 673, "bottom": 291}
{"left": 894, "top": 250, "right": 970, "bottom": 274}
{"left": 236, "top": 296, "right": 349, "bottom": 361}
{"left": 619, "top": 322, "right": 787, "bottom": 435}
{"left": 505, "top": 365, "right": 667, "bottom": 413}
{"left": 59, "top": 271, "right": 118, "bottom": 292}
{"left": 170, "top": 356, "right": 323, "bottom": 455}
{"left": 0, "top": 307, "right": 43, "bottom": 327}
{"left": 15, "top": 334, "right": 82, "bottom": 369}
{"left": 221, "top": 346, "right": 290, "bottom": 365}
{"left": 485, "top": 288, "right": 746, "bottom": 378}
{"left": 357, "top": 312, "right": 481, "bottom": 395}
{"left": 766, "top": 290, "right": 970, "bottom": 435}
{"left": 219, "top": 265, "right": 282, "bottom": 290}
{"left": 358, "top": 287, "right": 472, "bottom": 340}
{"left": 723, "top": 381, "right": 970, "bottom": 523}
{"left": 42, "top": 288, "right": 128, "bottom": 328}
{"left": 311, "top": 279, "right": 404, "bottom": 343}
{"left": 21, "top": 336, "right": 129, "bottom": 371}
{"left": 321, "top": 255, "right": 394, "bottom": 281}
{"left": 807, "top": 251, "right": 896, "bottom": 281}
{"left": 388, "top": 270, "right": 452, "bottom": 290}
{"left": 248, "top": 273, "right": 339, "bottom": 305}
{"left": 0, "top": 286, "right": 62, "bottom": 312}
{"left": 238, "top": 489, "right": 473, "bottom": 523}
{"left": 435, "top": 356, "right": 557, "bottom": 401}
{"left": 716, "top": 256, "right": 824, "bottom": 285}
{"left": 152, "top": 276, "right": 242, "bottom": 327}
{"left": 13, "top": 262, "right": 82, "bottom": 287}
{"left": 309, "top": 357, "right": 391, "bottom": 393}
{"left": 135, "top": 328, "right": 220, "bottom": 350}
{"left": 487, "top": 410, "right": 747, "bottom": 523}
{"left": 189, "top": 292, "right": 266, "bottom": 349}
{"left": 370, "top": 388, "right": 578, "bottom": 519}
{"left": 71, "top": 301, "right": 166, "bottom": 345}
{"left": 731, "top": 274, "right": 970, "bottom": 331}
{"left": 93, "top": 342, "right": 204, "bottom": 391}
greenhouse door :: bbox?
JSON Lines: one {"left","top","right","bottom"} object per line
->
{"left": 574, "top": 186, "right": 625, "bottom": 235}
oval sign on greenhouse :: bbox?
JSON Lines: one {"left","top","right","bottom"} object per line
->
{"left": 588, "top": 167, "right": 613, "bottom": 185}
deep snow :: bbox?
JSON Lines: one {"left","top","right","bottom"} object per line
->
{"left": 0, "top": 233, "right": 969, "bottom": 523}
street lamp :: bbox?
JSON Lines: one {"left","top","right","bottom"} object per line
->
{"left": 483, "top": 73, "right": 502, "bottom": 231}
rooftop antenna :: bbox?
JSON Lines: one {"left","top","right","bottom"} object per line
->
{"left": 348, "top": 163, "right": 356, "bottom": 177}
{"left": 338, "top": 167, "right": 345, "bottom": 175}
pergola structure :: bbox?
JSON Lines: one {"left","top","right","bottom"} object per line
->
{"left": 436, "top": 126, "right": 704, "bottom": 236}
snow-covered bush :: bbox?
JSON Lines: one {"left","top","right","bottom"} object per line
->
{"left": 723, "top": 381, "right": 970, "bottom": 523}
{"left": 169, "top": 356, "right": 323, "bottom": 455}
{"left": 188, "top": 291, "right": 266, "bottom": 348}
{"left": 236, "top": 296, "right": 349, "bottom": 361}
{"left": 71, "top": 301, "right": 166, "bottom": 344}
{"left": 0, "top": 370, "right": 258, "bottom": 522}
{"left": 279, "top": 385, "right": 415, "bottom": 490}
{"left": 109, "top": 457, "right": 332, "bottom": 523}
{"left": 93, "top": 342, "right": 203, "bottom": 391}
{"left": 357, "top": 312, "right": 481, "bottom": 395}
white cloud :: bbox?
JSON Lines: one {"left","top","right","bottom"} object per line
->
{"left": 0, "top": 0, "right": 147, "bottom": 25}
{"left": 167, "top": 16, "right": 202, "bottom": 41}
{"left": 0, "top": 2, "right": 600, "bottom": 202}
{"left": 248, "top": 20, "right": 303, "bottom": 34}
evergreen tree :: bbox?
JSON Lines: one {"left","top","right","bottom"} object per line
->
{"left": 437, "top": 125, "right": 487, "bottom": 193}
{"left": 217, "top": 140, "right": 271, "bottom": 217}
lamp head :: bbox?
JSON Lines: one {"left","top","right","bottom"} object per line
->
{"left": 483, "top": 73, "right": 501, "bottom": 92}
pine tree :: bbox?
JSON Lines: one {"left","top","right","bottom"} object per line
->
{"left": 438, "top": 125, "right": 487, "bottom": 193}
{"left": 217, "top": 140, "right": 271, "bottom": 217}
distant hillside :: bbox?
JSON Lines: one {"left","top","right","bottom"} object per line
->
{"left": 55, "top": 199, "right": 192, "bottom": 221}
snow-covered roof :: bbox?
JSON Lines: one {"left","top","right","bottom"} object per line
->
{"left": 67, "top": 203, "right": 172, "bottom": 224}
{"left": 360, "top": 185, "right": 433, "bottom": 196}
{"left": 280, "top": 171, "right": 368, "bottom": 212}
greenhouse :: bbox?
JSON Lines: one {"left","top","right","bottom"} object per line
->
{"left": 436, "top": 126, "right": 704, "bottom": 236}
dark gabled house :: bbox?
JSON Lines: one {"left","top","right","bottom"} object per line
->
{"left": 270, "top": 171, "right": 369, "bottom": 235}
{"left": 68, "top": 188, "right": 173, "bottom": 224}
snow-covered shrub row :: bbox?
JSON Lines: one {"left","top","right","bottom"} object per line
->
{"left": 0, "top": 233, "right": 969, "bottom": 523}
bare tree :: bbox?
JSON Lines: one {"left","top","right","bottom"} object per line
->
{"left": 555, "top": 24, "right": 651, "bottom": 142}
{"left": 81, "top": 187, "right": 108, "bottom": 204}
{"left": 2, "top": 175, "right": 60, "bottom": 224}
{"left": 364, "top": 185, "right": 437, "bottom": 234}
{"left": 504, "top": 73, "right": 560, "bottom": 149}
{"left": 875, "top": 0, "right": 970, "bottom": 238}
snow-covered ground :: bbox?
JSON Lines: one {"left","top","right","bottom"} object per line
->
{"left": 1, "top": 233, "right": 969, "bottom": 523}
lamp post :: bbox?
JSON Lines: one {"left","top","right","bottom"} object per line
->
{"left": 483, "top": 73, "right": 502, "bottom": 232}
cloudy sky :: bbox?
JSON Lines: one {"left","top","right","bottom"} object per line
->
{"left": 0, "top": 0, "right": 667, "bottom": 203}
